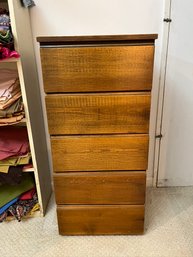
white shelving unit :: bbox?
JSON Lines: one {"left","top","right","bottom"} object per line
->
{"left": 0, "top": 0, "right": 52, "bottom": 216}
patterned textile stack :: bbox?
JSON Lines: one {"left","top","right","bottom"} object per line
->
{"left": 0, "top": 69, "right": 24, "bottom": 125}
{"left": 0, "top": 127, "right": 39, "bottom": 222}
{"left": 0, "top": 175, "right": 39, "bottom": 222}
{"left": 0, "top": 8, "right": 20, "bottom": 60}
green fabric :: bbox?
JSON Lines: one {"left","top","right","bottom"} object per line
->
{"left": 0, "top": 30, "right": 12, "bottom": 44}
{"left": 0, "top": 173, "right": 35, "bottom": 207}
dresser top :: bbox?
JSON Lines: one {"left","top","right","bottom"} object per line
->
{"left": 37, "top": 34, "right": 158, "bottom": 46}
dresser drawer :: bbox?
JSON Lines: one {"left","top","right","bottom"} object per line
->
{"left": 54, "top": 171, "right": 146, "bottom": 204}
{"left": 40, "top": 45, "right": 154, "bottom": 93}
{"left": 46, "top": 93, "right": 151, "bottom": 135}
{"left": 57, "top": 205, "right": 144, "bottom": 235}
{"left": 51, "top": 135, "right": 149, "bottom": 172}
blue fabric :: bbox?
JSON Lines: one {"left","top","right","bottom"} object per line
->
{"left": 0, "top": 14, "right": 10, "bottom": 31}
{"left": 0, "top": 197, "right": 18, "bottom": 215}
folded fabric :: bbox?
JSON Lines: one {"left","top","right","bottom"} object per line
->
{"left": 0, "top": 166, "right": 8, "bottom": 173}
{"left": 0, "top": 111, "right": 24, "bottom": 119}
{"left": 0, "top": 11, "right": 19, "bottom": 60}
{"left": 0, "top": 13, "right": 10, "bottom": 31}
{"left": 0, "top": 69, "right": 18, "bottom": 88}
{"left": 0, "top": 197, "right": 18, "bottom": 215}
{"left": 0, "top": 113, "right": 24, "bottom": 126}
{"left": 0, "top": 84, "right": 21, "bottom": 104}
{"left": 0, "top": 153, "right": 31, "bottom": 173}
{"left": 0, "top": 173, "right": 35, "bottom": 208}
{"left": 0, "top": 87, "right": 21, "bottom": 104}
{"left": 0, "top": 8, "right": 9, "bottom": 16}
{"left": 22, "top": 163, "right": 33, "bottom": 172}
{"left": 29, "top": 203, "right": 40, "bottom": 215}
{"left": 0, "top": 30, "right": 13, "bottom": 45}
{"left": 0, "top": 127, "right": 29, "bottom": 160}
{"left": 0, "top": 193, "right": 38, "bottom": 222}
{"left": 20, "top": 187, "right": 36, "bottom": 200}
{"left": 0, "top": 91, "right": 21, "bottom": 110}
{"left": 0, "top": 30, "right": 7, "bottom": 36}
{"left": 0, "top": 46, "right": 20, "bottom": 60}
{"left": 0, "top": 30, "right": 7, "bottom": 35}
{"left": 0, "top": 14, "right": 9, "bottom": 24}
{"left": 0, "top": 211, "right": 7, "bottom": 222}
{"left": 0, "top": 97, "right": 23, "bottom": 118}
{"left": 0, "top": 71, "right": 20, "bottom": 101}
{"left": 3, "top": 192, "right": 38, "bottom": 222}
{"left": 0, "top": 166, "right": 23, "bottom": 185}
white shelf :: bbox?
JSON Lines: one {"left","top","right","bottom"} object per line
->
{"left": 0, "top": 58, "right": 20, "bottom": 63}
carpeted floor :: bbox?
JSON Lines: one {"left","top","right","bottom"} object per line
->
{"left": 1, "top": 187, "right": 193, "bottom": 257}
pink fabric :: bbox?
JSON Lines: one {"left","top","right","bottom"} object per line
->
{"left": 0, "top": 127, "right": 30, "bottom": 160}
{"left": 0, "top": 69, "right": 19, "bottom": 99}
{"left": 22, "top": 164, "right": 33, "bottom": 171}
{"left": 0, "top": 46, "right": 20, "bottom": 61}
{"left": 19, "top": 188, "right": 36, "bottom": 200}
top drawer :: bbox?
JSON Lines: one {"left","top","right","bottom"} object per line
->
{"left": 40, "top": 45, "right": 154, "bottom": 93}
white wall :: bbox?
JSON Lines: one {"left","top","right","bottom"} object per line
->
{"left": 29, "top": 0, "right": 165, "bottom": 185}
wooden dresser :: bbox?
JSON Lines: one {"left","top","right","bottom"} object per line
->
{"left": 37, "top": 34, "right": 157, "bottom": 235}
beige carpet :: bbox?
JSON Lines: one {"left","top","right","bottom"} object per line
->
{"left": 1, "top": 187, "right": 193, "bottom": 257}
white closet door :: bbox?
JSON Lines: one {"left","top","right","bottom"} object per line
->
{"left": 157, "top": 0, "right": 193, "bottom": 186}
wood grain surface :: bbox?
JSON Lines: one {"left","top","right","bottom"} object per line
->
{"left": 37, "top": 34, "right": 158, "bottom": 45}
{"left": 40, "top": 45, "right": 154, "bottom": 93}
{"left": 37, "top": 34, "right": 158, "bottom": 236}
{"left": 51, "top": 135, "right": 149, "bottom": 172}
{"left": 54, "top": 171, "right": 146, "bottom": 204}
{"left": 57, "top": 205, "right": 144, "bottom": 235}
{"left": 46, "top": 93, "right": 151, "bottom": 135}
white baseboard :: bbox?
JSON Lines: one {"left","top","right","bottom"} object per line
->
{"left": 146, "top": 175, "right": 153, "bottom": 187}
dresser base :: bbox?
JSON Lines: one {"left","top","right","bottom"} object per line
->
{"left": 57, "top": 205, "right": 144, "bottom": 235}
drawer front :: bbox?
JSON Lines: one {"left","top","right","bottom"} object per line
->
{"left": 57, "top": 205, "right": 144, "bottom": 235}
{"left": 54, "top": 171, "right": 146, "bottom": 204}
{"left": 51, "top": 135, "right": 149, "bottom": 172}
{"left": 46, "top": 93, "right": 151, "bottom": 135}
{"left": 40, "top": 45, "right": 154, "bottom": 93}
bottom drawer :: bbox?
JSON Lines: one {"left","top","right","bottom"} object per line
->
{"left": 57, "top": 205, "right": 144, "bottom": 235}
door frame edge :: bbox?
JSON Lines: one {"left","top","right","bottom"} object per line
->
{"left": 153, "top": 0, "right": 172, "bottom": 187}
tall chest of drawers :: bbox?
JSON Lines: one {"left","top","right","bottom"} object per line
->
{"left": 37, "top": 34, "right": 157, "bottom": 235}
